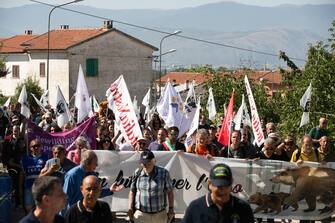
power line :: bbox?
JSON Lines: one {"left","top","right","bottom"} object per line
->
{"left": 28, "top": 0, "right": 306, "bottom": 62}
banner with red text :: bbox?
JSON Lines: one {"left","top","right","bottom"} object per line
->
{"left": 106, "top": 75, "right": 142, "bottom": 145}
{"left": 244, "top": 76, "right": 264, "bottom": 147}
{"left": 96, "top": 151, "right": 335, "bottom": 221}
{"left": 27, "top": 117, "right": 96, "bottom": 157}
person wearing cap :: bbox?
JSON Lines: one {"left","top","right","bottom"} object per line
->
{"left": 183, "top": 163, "right": 254, "bottom": 223}
{"left": 128, "top": 149, "right": 174, "bottom": 223}
{"left": 134, "top": 137, "right": 149, "bottom": 151}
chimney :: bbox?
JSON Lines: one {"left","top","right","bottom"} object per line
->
{"left": 25, "top": 30, "right": 33, "bottom": 35}
{"left": 103, "top": 20, "right": 113, "bottom": 29}
{"left": 60, "top": 25, "right": 69, "bottom": 30}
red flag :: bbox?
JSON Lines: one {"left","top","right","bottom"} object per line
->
{"left": 218, "top": 91, "right": 234, "bottom": 146}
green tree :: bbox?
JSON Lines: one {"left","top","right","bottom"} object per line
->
{"left": 277, "top": 20, "right": 335, "bottom": 138}
{"left": 204, "top": 70, "right": 279, "bottom": 125}
{"left": 13, "top": 77, "right": 44, "bottom": 111}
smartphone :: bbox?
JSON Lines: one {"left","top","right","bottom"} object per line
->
{"left": 51, "top": 158, "right": 60, "bottom": 167}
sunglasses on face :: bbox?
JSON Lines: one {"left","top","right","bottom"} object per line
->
{"left": 138, "top": 142, "right": 146, "bottom": 146}
{"left": 169, "top": 132, "right": 178, "bottom": 136}
{"left": 31, "top": 144, "right": 41, "bottom": 148}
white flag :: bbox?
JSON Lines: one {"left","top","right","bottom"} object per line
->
{"left": 207, "top": 87, "right": 217, "bottom": 121}
{"left": 233, "top": 94, "right": 251, "bottom": 130}
{"left": 75, "top": 64, "right": 91, "bottom": 123}
{"left": 184, "top": 99, "right": 201, "bottom": 148}
{"left": 3, "top": 97, "right": 10, "bottom": 108}
{"left": 299, "top": 83, "right": 312, "bottom": 127}
{"left": 18, "top": 85, "right": 30, "bottom": 118}
{"left": 31, "top": 93, "right": 48, "bottom": 113}
{"left": 142, "top": 88, "right": 151, "bottom": 121}
{"left": 92, "top": 95, "right": 100, "bottom": 113}
{"left": 56, "top": 86, "right": 71, "bottom": 128}
{"left": 142, "top": 88, "right": 150, "bottom": 107}
{"left": 156, "top": 82, "right": 184, "bottom": 128}
{"left": 40, "top": 90, "right": 49, "bottom": 107}
{"left": 234, "top": 95, "right": 244, "bottom": 131}
{"left": 244, "top": 76, "right": 264, "bottom": 147}
{"left": 178, "top": 81, "right": 197, "bottom": 137}
{"left": 133, "top": 96, "right": 140, "bottom": 120}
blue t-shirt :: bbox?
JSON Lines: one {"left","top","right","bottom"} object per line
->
{"left": 21, "top": 153, "right": 48, "bottom": 188}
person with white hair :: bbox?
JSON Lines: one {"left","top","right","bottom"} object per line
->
{"left": 63, "top": 150, "right": 123, "bottom": 213}
{"left": 66, "top": 136, "right": 90, "bottom": 165}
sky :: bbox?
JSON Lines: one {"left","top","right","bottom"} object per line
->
{"left": 1, "top": 0, "right": 335, "bottom": 9}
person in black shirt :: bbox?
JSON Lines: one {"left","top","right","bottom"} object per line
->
{"left": 183, "top": 163, "right": 254, "bottom": 223}
{"left": 65, "top": 175, "right": 113, "bottom": 223}
{"left": 19, "top": 176, "right": 66, "bottom": 223}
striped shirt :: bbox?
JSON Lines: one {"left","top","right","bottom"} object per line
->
{"left": 131, "top": 166, "right": 173, "bottom": 213}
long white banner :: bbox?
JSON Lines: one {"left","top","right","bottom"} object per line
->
{"left": 106, "top": 75, "right": 143, "bottom": 145}
{"left": 244, "top": 76, "right": 265, "bottom": 147}
{"left": 95, "top": 151, "right": 335, "bottom": 221}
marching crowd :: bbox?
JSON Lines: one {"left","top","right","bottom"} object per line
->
{"left": 0, "top": 102, "right": 334, "bottom": 223}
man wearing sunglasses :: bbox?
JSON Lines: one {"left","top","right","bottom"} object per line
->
{"left": 22, "top": 139, "right": 48, "bottom": 212}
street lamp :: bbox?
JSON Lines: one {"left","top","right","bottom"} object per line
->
{"left": 158, "top": 30, "right": 181, "bottom": 98}
{"left": 46, "top": 0, "right": 83, "bottom": 90}
{"left": 152, "top": 49, "right": 177, "bottom": 69}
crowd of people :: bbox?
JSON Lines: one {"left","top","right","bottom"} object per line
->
{"left": 0, "top": 102, "right": 334, "bottom": 223}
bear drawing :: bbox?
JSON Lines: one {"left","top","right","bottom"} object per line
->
{"left": 248, "top": 192, "right": 282, "bottom": 214}
{"left": 271, "top": 166, "right": 335, "bottom": 212}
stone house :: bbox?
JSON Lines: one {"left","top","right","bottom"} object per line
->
{"left": 0, "top": 22, "right": 158, "bottom": 106}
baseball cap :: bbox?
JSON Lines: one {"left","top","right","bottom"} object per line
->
{"left": 140, "top": 149, "right": 155, "bottom": 164}
{"left": 209, "top": 163, "right": 233, "bottom": 187}
{"left": 137, "top": 137, "right": 146, "bottom": 142}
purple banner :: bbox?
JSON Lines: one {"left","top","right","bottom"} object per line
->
{"left": 28, "top": 117, "right": 96, "bottom": 157}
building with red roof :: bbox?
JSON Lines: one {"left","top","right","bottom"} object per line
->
{"left": 0, "top": 22, "right": 158, "bottom": 106}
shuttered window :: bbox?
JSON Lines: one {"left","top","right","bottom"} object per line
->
{"left": 12, "top": 65, "right": 20, "bottom": 78}
{"left": 86, "top": 58, "right": 98, "bottom": 77}
{"left": 40, "top": 62, "right": 45, "bottom": 77}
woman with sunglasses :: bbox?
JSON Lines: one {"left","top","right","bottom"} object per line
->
{"left": 99, "top": 136, "right": 115, "bottom": 151}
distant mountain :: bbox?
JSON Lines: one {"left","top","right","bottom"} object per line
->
{"left": 0, "top": 2, "right": 333, "bottom": 67}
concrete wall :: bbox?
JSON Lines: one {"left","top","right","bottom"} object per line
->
{"left": 0, "top": 52, "right": 69, "bottom": 107}
{"left": 68, "top": 30, "right": 156, "bottom": 104}
{"left": 0, "top": 54, "right": 30, "bottom": 95}
{"left": 29, "top": 52, "right": 69, "bottom": 107}
{"left": 1, "top": 30, "right": 156, "bottom": 110}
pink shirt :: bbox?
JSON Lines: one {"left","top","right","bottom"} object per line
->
{"left": 66, "top": 150, "right": 81, "bottom": 165}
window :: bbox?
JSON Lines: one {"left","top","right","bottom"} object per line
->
{"left": 40, "top": 62, "right": 45, "bottom": 77}
{"left": 86, "top": 58, "right": 98, "bottom": 77}
{"left": 12, "top": 65, "right": 20, "bottom": 78}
